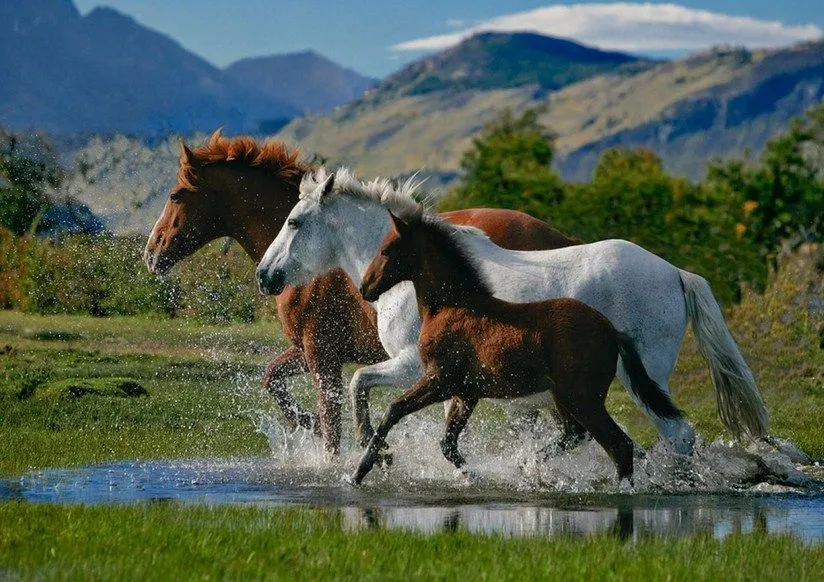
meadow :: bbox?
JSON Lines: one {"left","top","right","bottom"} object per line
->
{"left": 0, "top": 245, "right": 822, "bottom": 579}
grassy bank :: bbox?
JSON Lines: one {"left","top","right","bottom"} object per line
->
{"left": 1, "top": 503, "right": 823, "bottom": 581}
{"left": 0, "top": 312, "right": 290, "bottom": 474}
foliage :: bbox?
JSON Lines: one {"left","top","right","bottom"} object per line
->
{"left": 0, "top": 130, "right": 60, "bottom": 235}
{"left": 442, "top": 108, "right": 565, "bottom": 217}
{"left": 445, "top": 104, "right": 824, "bottom": 305}
{"left": 706, "top": 104, "right": 824, "bottom": 260}
{"left": 554, "top": 148, "right": 766, "bottom": 303}
{"left": 24, "top": 234, "right": 177, "bottom": 317}
{"left": 0, "top": 232, "right": 273, "bottom": 323}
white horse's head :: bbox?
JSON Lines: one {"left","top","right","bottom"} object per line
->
{"left": 256, "top": 167, "right": 338, "bottom": 295}
{"left": 256, "top": 166, "right": 429, "bottom": 295}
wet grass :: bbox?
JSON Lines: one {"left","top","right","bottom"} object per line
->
{"left": 1, "top": 503, "right": 822, "bottom": 581}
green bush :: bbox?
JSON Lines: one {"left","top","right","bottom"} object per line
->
{"left": 0, "top": 231, "right": 273, "bottom": 324}
{"left": 553, "top": 148, "right": 766, "bottom": 304}
{"left": 172, "top": 239, "right": 271, "bottom": 324}
{"left": 25, "top": 234, "right": 177, "bottom": 317}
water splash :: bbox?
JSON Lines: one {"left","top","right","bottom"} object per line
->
{"left": 254, "top": 406, "right": 822, "bottom": 496}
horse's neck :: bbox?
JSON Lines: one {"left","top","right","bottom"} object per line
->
{"left": 225, "top": 171, "right": 302, "bottom": 262}
{"left": 412, "top": 255, "right": 489, "bottom": 318}
{"left": 334, "top": 201, "right": 393, "bottom": 286}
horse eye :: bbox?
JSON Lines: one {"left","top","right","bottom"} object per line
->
{"left": 287, "top": 219, "right": 301, "bottom": 229}
{"left": 381, "top": 248, "right": 390, "bottom": 256}
{"left": 169, "top": 190, "right": 182, "bottom": 202}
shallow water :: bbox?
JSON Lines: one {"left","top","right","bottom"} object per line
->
{"left": 3, "top": 453, "right": 823, "bottom": 543}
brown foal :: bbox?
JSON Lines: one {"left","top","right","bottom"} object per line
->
{"left": 144, "top": 130, "right": 581, "bottom": 454}
{"left": 354, "top": 211, "right": 683, "bottom": 485}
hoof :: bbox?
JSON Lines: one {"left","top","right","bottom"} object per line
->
{"left": 667, "top": 423, "right": 696, "bottom": 456}
{"left": 343, "top": 474, "right": 361, "bottom": 487}
{"left": 377, "top": 450, "right": 394, "bottom": 469}
{"left": 618, "top": 476, "right": 634, "bottom": 493}
{"left": 457, "top": 468, "right": 478, "bottom": 485}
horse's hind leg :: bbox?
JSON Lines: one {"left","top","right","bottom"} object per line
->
{"left": 556, "top": 391, "right": 634, "bottom": 482}
{"left": 552, "top": 406, "right": 590, "bottom": 451}
{"left": 441, "top": 397, "right": 477, "bottom": 469}
{"left": 262, "top": 345, "right": 318, "bottom": 434}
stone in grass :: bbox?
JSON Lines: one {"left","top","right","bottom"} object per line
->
{"left": 34, "top": 377, "right": 148, "bottom": 400}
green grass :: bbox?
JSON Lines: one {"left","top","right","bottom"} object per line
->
{"left": 0, "top": 312, "right": 296, "bottom": 475}
{"left": 1, "top": 503, "right": 823, "bottom": 581}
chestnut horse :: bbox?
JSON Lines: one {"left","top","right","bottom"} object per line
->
{"left": 144, "top": 130, "right": 581, "bottom": 454}
{"left": 353, "top": 210, "right": 684, "bottom": 486}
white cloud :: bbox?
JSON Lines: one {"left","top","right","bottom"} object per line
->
{"left": 391, "top": 3, "right": 822, "bottom": 53}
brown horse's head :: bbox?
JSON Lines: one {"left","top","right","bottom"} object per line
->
{"left": 144, "top": 139, "right": 220, "bottom": 274}
{"left": 144, "top": 130, "right": 308, "bottom": 275}
{"left": 360, "top": 212, "right": 421, "bottom": 302}
{"left": 361, "top": 210, "right": 492, "bottom": 306}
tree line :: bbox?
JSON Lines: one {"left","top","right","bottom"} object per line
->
{"left": 2, "top": 104, "right": 823, "bottom": 318}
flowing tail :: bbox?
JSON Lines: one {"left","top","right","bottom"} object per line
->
{"left": 678, "top": 270, "right": 768, "bottom": 439}
{"left": 616, "top": 333, "right": 683, "bottom": 420}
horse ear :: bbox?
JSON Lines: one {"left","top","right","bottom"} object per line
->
{"left": 389, "top": 212, "right": 411, "bottom": 235}
{"left": 320, "top": 172, "right": 335, "bottom": 199}
{"left": 179, "top": 138, "right": 195, "bottom": 166}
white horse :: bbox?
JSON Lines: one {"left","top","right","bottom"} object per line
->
{"left": 256, "top": 167, "right": 768, "bottom": 455}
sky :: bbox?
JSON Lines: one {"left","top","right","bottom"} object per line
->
{"left": 72, "top": 1, "right": 824, "bottom": 77}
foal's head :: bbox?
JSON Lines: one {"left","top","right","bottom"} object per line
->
{"left": 144, "top": 130, "right": 309, "bottom": 274}
{"left": 360, "top": 211, "right": 492, "bottom": 305}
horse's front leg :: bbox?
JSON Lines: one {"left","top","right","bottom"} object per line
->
{"left": 262, "top": 345, "right": 319, "bottom": 434}
{"left": 348, "top": 350, "right": 423, "bottom": 447}
{"left": 441, "top": 396, "right": 478, "bottom": 470}
{"left": 351, "top": 373, "right": 450, "bottom": 485}
{"left": 303, "top": 337, "right": 344, "bottom": 456}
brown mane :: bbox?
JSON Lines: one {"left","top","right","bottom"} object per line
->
{"left": 178, "top": 129, "right": 314, "bottom": 191}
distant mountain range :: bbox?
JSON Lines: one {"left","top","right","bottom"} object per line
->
{"left": 6, "top": 2, "right": 822, "bottom": 234}
{"left": 280, "top": 33, "right": 824, "bottom": 182}
{"left": 225, "top": 52, "right": 376, "bottom": 118}
{"left": 0, "top": 0, "right": 373, "bottom": 135}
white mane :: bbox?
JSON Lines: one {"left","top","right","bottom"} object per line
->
{"left": 298, "top": 166, "right": 435, "bottom": 220}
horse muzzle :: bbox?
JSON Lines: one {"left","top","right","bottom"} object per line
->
{"left": 257, "top": 267, "right": 286, "bottom": 296}
{"left": 359, "top": 281, "right": 380, "bottom": 302}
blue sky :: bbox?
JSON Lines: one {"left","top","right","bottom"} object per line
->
{"left": 73, "top": 1, "right": 824, "bottom": 77}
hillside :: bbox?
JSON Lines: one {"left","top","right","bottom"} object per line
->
{"left": 225, "top": 51, "right": 375, "bottom": 116}
{"left": 279, "top": 37, "right": 824, "bottom": 182}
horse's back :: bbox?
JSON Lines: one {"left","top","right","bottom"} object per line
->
{"left": 442, "top": 208, "right": 581, "bottom": 251}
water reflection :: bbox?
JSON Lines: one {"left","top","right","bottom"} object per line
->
{"left": 2, "top": 458, "right": 823, "bottom": 543}
{"left": 342, "top": 498, "right": 819, "bottom": 542}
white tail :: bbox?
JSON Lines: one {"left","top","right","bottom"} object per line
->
{"left": 679, "top": 270, "right": 769, "bottom": 439}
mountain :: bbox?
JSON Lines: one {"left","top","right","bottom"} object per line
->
{"left": 558, "top": 43, "right": 824, "bottom": 179}
{"left": 0, "top": 1, "right": 363, "bottom": 135}
{"left": 278, "top": 36, "right": 824, "bottom": 182}
{"left": 224, "top": 51, "right": 375, "bottom": 116}
{"left": 372, "top": 32, "right": 647, "bottom": 100}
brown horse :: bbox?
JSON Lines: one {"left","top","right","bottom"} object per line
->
{"left": 144, "top": 130, "right": 581, "bottom": 454}
{"left": 354, "top": 210, "right": 684, "bottom": 485}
